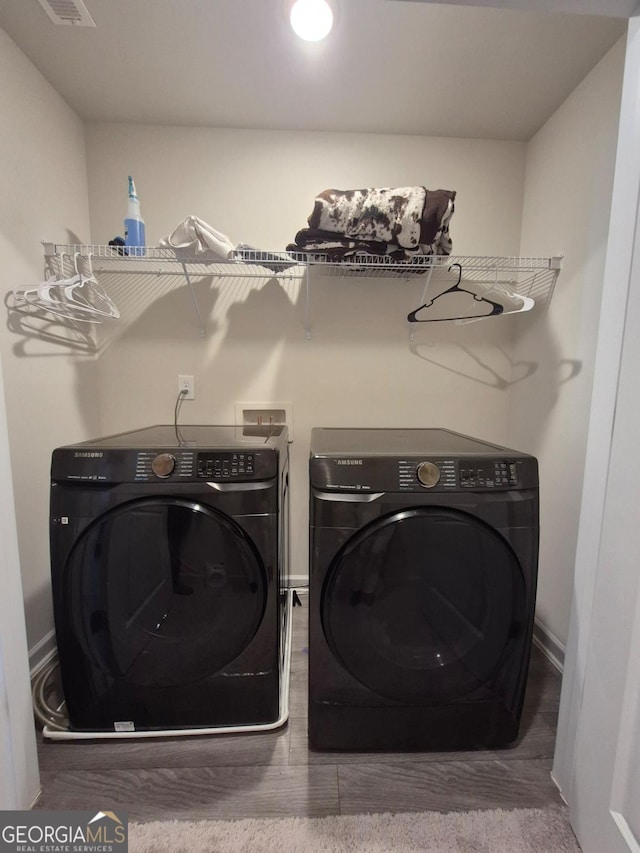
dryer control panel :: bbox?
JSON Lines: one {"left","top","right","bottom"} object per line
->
{"left": 459, "top": 460, "right": 519, "bottom": 488}
{"left": 399, "top": 459, "right": 456, "bottom": 490}
{"left": 310, "top": 455, "right": 536, "bottom": 492}
{"left": 309, "top": 428, "right": 539, "bottom": 493}
{"left": 399, "top": 458, "right": 521, "bottom": 491}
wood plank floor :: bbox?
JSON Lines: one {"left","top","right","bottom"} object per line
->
{"left": 35, "top": 591, "right": 565, "bottom": 822}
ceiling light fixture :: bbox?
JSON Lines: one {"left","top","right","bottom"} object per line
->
{"left": 290, "top": 0, "right": 334, "bottom": 42}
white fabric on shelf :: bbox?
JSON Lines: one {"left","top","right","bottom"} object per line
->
{"left": 158, "top": 216, "right": 235, "bottom": 261}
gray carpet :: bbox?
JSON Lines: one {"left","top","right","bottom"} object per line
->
{"left": 129, "top": 807, "right": 581, "bottom": 852}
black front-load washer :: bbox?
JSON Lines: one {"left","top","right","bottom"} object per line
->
{"left": 309, "top": 427, "right": 539, "bottom": 751}
{"left": 50, "top": 424, "right": 289, "bottom": 734}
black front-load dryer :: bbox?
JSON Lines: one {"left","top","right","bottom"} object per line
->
{"left": 50, "top": 424, "right": 289, "bottom": 733}
{"left": 309, "top": 427, "right": 539, "bottom": 751}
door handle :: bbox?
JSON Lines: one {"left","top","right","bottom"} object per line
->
{"left": 312, "top": 489, "right": 384, "bottom": 503}
{"left": 206, "top": 480, "right": 273, "bottom": 492}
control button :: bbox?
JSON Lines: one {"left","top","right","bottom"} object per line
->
{"left": 416, "top": 461, "right": 441, "bottom": 488}
{"left": 151, "top": 453, "right": 176, "bottom": 478}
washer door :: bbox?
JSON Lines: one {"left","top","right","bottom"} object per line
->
{"left": 64, "top": 497, "right": 268, "bottom": 687}
{"left": 321, "top": 506, "right": 526, "bottom": 703}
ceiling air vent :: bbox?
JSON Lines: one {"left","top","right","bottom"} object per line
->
{"left": 36, "top": 0, "right": 96, "bottom": 27}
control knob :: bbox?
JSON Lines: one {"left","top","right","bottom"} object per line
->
{"left": 416, "top": 461, "right": 441, "bottom": 488}
{"left": 151, "top": 453, "right": 176, "bottom": 478}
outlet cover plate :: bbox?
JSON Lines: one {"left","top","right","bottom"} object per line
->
{"left": 178, "top": 374, "right": 195, "bottom": 400}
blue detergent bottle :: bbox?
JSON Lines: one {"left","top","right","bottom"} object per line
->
{"left": 124, "top": 175, "right": 146, "bottom": 255}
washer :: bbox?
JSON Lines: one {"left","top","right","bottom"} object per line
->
{"left": 50, "top": 424, "right": 289, "bottom": 735}
{"left": 309, "top": 427, "right": 539, "bottom": 751}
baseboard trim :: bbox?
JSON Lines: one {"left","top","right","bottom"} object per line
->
{"left": 287, "top": 575, "right": 309, "bottom": 589}
{"left": 533, "top": 618, "right": 565, "bottom": 673}
{"left": 550, "top": 770, "right": 569, "bottom": 805}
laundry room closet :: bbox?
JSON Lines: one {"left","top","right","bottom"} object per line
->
{"left": 0, "top": 0, "right": 630, "bottom": 817}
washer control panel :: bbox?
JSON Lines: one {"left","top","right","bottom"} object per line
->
{"left": 196, "top": 451, "right": 255, "bottom": 479}
{"left": 134, "top": 450, "right": 259, "bottom": 481}
{"left": 136, "top": 450, "right": 195, "bottom": 481}
{"left": 150, "top": 453, "right": 176, "bottom": 478}
{"left": 52, "top": 445, "right": 279, "bottom": 483}
{"left": 416, "top": 461, "right": 440, "bottom": 488}
{"left": 398, "top": 459, "right": 456, "bottom": 491}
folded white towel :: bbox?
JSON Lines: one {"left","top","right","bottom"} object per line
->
{"left": 158, "top": 216, "right": 235, "bottom": 261}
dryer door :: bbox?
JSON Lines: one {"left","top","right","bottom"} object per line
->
{"left": 321, "top": 506, "right": 526, "bottom": 703}
{"left": 62, "top": 497, "right": 268, "bottom": 687}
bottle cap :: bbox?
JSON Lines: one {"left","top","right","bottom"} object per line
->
{"left": 128, "top": 175, "right": 139, "bottom": 201}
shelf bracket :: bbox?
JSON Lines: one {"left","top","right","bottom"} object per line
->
{"left": 180, "top": 262, "right": 206, "bottom": 338}
{"left": 304, "top": 262, "right": 312, "bottom": 340}
{"left": 409, "top": 265, "right": 435, "bottom": 341}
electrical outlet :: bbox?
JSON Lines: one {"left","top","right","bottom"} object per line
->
{"left": 178, "top": 374, "right": 195, "bottom": 400}
{"left": 234, "top": 402, "right": 293, "bottom": 440}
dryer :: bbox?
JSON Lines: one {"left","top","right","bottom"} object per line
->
{"left": 309, "top": 427, "right": 539, "bottom": 751}
{"left": 50, "top": 424, "right": 289, "bottom": 735}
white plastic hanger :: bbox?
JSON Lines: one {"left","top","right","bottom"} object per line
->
{"left": 9, "top": 252, "right": 119, "bottom": 324}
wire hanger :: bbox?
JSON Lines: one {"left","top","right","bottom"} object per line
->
{"left": 407, "top": 263, "right": 505, "bottom": 323}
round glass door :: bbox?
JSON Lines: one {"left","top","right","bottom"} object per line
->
{"left": 64, "top": 497, "right": 268, "bottom": 687}
{"left": 322, "top": 506, "right": 525, "bottom": 702}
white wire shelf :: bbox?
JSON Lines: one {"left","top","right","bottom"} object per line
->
{"left": 43, "top": 243, "right": 306, "bottom": 279}
{"left": 308, "top": 254, "right": 561, "bottom": 307}
{"left": 41, "top": 244, "right": 562, "bottom": 338}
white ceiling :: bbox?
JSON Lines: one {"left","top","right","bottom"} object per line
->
{"left": 0, "top": 0, "right": 627, "bottom": 141}
{"left": 390, "top": 0, "right": 636, "bottom": 13}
